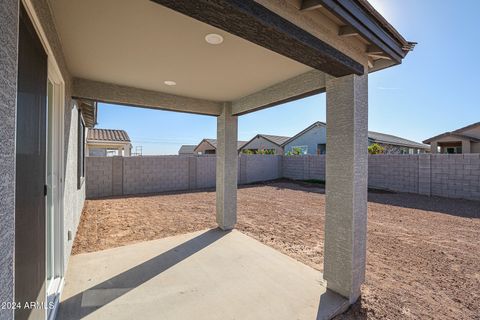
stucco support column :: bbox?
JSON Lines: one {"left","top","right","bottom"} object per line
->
{"left": 216, "top": 103, "right": 238, "bottom": 230}
{"left": 324, "top": 74, "right": 368, "bottom": 303}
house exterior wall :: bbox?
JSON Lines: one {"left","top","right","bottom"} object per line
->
{"left": 29, "top": 0, "right": 87, "bottom": 288}
{"left": 284, "top": 125, "right": 327, "bottom": 155}
{"left": 89, "top": 148, "right": 107, "bottom": 157}
{"left": 240, "top": 136, "right": 283, "bottom": 154}
{"left": 63, "top": 102, "right": 86, "bottom": 268}
{"left": 0, "top": 0, "right": 19, "bottom": 317}
{"left": 429, "top": 134, "right": 471, "bottom": 154}
{"left": 471, "top": 142, "right": 480, "bottom": 153}
{"left": 0, "top": 1, "right": 87, "bottom": 316}
{"left": 87, "top": 142, "right": 131, "bottom": 156}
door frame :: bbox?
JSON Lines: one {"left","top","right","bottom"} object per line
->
{"left": 21, "top": 1, "right": 66, "bottom": 318}
{"left": 46, "top": 60, "right": 65, "bottom": 320}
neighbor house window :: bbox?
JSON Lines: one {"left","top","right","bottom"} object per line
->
{"left": 106, "top": 149, "right": 118, "bottom": 157}
{"left": 77, "top": 109, "right": 85, "bottom": 189}
{"left": 317, "top": 144, "right": 326, "bottom": 154}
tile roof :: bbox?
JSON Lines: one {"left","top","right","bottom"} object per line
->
{"left": 87, "top": 128, "right": 130, "bottom": 142}
{"left": 423, "top": 122, "right": 480, "bottom": 144}
{"left": 368, "top": 131, "right": 429, "bottom": 149}
{"left": 178, "top": 145, "right": 197, "bottom": 154}
{"left": 259, "top": 134, "right": 291, "bottom": 146}
{"left": 195, "top": 139, "right": 248, "bottom": 151}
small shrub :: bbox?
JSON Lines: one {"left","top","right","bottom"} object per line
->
{"left": 368, "top": 143, "right": 385, "bottom": 155}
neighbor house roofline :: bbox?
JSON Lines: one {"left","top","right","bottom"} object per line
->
{"left": 452, "top": 121, "right": 480, "bottom": 134}
{"left": 281, "top": 121, "right": 326, "bottom": 147}
{"left": 423, "top": 132, "right": 480, "bottom": 144}
{"left": 87, "top": 128, "right": 131, "bottom": 143}
{"left": 242, "top": 134, "right": 291, "bottom": 149}
{"left": 368, "top": 131, "right": 429, "bottom": 150}
{"left": 193, "top": 139, "right": 217, "bottom": 153}
{"left": 423, "top": 122, "right": 480, "bottom": 144}
{"left": 193, "top": 138, "right": 248, "bottom": 152}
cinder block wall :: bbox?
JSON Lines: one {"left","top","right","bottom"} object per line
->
{"left": 368, "top": 155, "right": 419, "bottom": 194}
{"left": 283, "top": 155, "right": 326, "bottom": 181}
{"left": 431, "top": 154, "right": 480, "bottom": 200}
{"left": 123, "top": 156, "right": 190, "bottom": 195}
{"left": 86, "top": 157, "right": 114, "bottom": 198}
{"left": 86, "top": 154, "right": 480, "bottom": 201}
{"left": 86, "top": 154, "right": 283, "bottom": 198}
{"left": 242, "top": 155, "right": 283, "bottom": 184}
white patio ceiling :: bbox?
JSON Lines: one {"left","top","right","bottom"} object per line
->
{"left": 48, "top": 0, "right": 312, "bottom": 102}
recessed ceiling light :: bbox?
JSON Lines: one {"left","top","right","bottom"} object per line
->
{"left": 205, "top": 33, "right": 224, "bottom": 45}
{"left": 164, "top": 80, "right": 176, "bottom": 86}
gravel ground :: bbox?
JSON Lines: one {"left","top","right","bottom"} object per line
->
{"left": 73, "top": 180, "right": 480, "bottom": 320}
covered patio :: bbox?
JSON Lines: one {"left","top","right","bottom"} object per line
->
{"left": 14, "top": 0, "right": 413, "bottom": 319}
{"left": 58, "top": 229, "right": 349, "bottom": 320}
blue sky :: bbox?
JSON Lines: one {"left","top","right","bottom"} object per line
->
{"left": 96, "top": 0, "right": 480, "bottom": 155}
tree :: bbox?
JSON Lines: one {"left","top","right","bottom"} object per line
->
{"left": 368, "top": 143, "right": 385, "bottom": 155}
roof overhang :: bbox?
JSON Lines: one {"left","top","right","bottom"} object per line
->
{"left": 77, "top": 99, "right": 97, "bottom": 127}
{"left": 152, "top": 0, "right": 364, "bottom": 76}
{"left": 318, "top": 0, "right": 414, "bottom": 65}
{"left": 423, "top": 133, "right": 480, "bottom": 144}
{"left": 47, "top": 0, "right": 414, "bottom": 116}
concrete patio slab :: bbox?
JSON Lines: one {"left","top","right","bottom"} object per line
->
{"left": 57, "top": 229, "right": 349, "bottom": 320}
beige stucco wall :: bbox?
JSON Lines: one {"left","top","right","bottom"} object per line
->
{"left": 471, "top": 142, "right": 480, "bottom": 153}
{"left": 240, "top": 136, "right": 284, "bottom": 154}
{"left": 429, "top": 134, "right": 471, "bottom": 153}
{"left": 87, "top": 142, "right": 132, "bottom": 156}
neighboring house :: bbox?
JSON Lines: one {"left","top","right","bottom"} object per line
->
{"left": 283, "top": 121, "right": 429, "bottom": 155}
{"left": 283, "top": 122, "right": 327, "bottom": 155}
{"left": 240, "top": 134, "right": 291, "bottom": 155}
{"left": 368, "top": 131, "right": 429, "bottom": 154}
{"left": 178, "top": 145, "right": 197, "bottom": 155}
{"left": 86, "top": 128, "right": 132, "bottom": 156}
{"left": 194, "top": 139, "right": 248, "bottom": 155}
{"left": 423, "top": 122, "right": 480, "bottom": 154}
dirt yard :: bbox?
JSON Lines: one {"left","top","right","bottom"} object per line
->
{"left": 73, "top": 180, "right": 480, "bottom": 320}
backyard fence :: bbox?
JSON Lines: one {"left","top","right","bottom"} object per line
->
{"left": 86, "top": 154, "right": 480, "bottom": 201}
